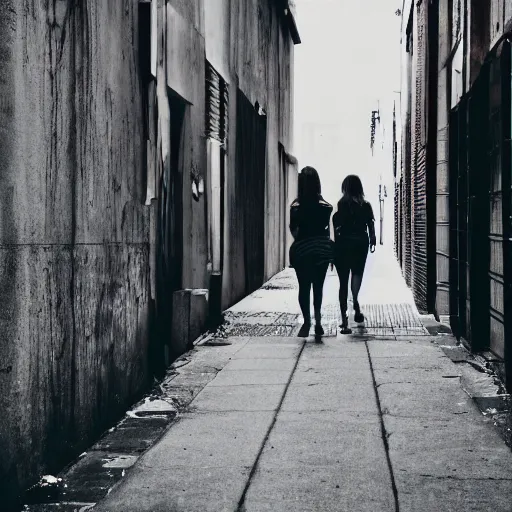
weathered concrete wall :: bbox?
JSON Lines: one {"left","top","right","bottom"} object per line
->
{"left": 469, "top": 0, "right": 491, "bottom": 86}
{"left": 166, "top": 2, "right": 208, "bottom": 291}
{"left": 204, "top": 0, "right": 231, "bottom": 81}
{"left": 0, "top": 0, "right": 295, "bottom": 505}
{"left": 212, "top": 0, "right": 296, "bottom": 308}
{"left": 490, "top": 0, "right": 510, "bottom": 47}
{"left": 0, "top": 2, "right": 151, "bottom": 506}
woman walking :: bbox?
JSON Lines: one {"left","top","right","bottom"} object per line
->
{"left": 333, "top": 175, "right": 376, "bottom": 334}
{"left": 289, "top": 167, "right": 334, "bottom": 337}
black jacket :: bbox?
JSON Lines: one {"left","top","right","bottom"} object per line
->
{"left": 289, "top": 196, "right": 333, "bottom": 241}
{"left": 332, "top": 199, "right": 376, "bottom": 246}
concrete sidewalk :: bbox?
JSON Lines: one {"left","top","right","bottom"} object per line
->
{"left": 88, "top": 248, "right": 512, "bottom": 511}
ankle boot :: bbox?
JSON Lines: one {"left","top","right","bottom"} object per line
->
{"left": 339, "top": 312, "right": 352, "bottom": 334}
{"left": 298, "top": 319, "right": 311, "bottom": 337}
{"left": 354, "top": 302, "right": 364, "bottom": 323}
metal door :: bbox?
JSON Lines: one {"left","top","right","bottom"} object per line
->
{"left": 500, "top": 40, "right": 512, "bottom": 385}
{"left": 467, "top": 63, "right": 490, "bottom": 350}
{"left": 457, "top": 98, "right": 469, "bottom": 340}
{"left": 448, "top": 106, "right": 460, "bottom": 337}
{"left": 235, "top": 90, "right": 267, "bottom": 296}
{"left": 488, "top": 44, "right": 507, "bottom": 358}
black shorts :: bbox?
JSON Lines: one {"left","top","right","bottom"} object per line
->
{"left": 334, "top": 238, "right": 369, "bottom": 275}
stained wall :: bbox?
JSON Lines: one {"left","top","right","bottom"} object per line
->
{"left": 0, "top": 2, "right": 152, "bottom": 505}
{"left": 205, "top": 0, "right": 297, "bottom": 308}
{"left": 0, "top": 0, "right": 297, "bottom": 506}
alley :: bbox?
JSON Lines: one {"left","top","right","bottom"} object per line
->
{"left": 26, "top": 248, "right": 512, "bottom": 512}
{"left": 6, "top": 1, "right": 512, "bottom": 510}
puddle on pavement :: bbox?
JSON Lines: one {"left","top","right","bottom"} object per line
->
{"left": 128, "top": 397, "right": 178, "bottom": 419}
{"left": 101, "top": 455, "right": 138, "bottom": 469}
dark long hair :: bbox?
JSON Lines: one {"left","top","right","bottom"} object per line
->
{"left": 297, "top": 166, "right": 321, "bottom": 204}
{"left": 340, "top": 174, "right": 364, "bottom": 205}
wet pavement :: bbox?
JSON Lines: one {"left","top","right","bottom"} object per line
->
{"left": 23, "top": 248, "right": 512, "bottom": 511}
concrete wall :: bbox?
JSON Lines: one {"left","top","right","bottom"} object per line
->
{"left": 165, "top": 1, "right": 208, "bottom": 291}
{"left": 204, "top": 0, "right": 296, "bottom": 309}
{"left": 0, "top": 2, "right": 152, "bottom": 506}
{"left": 0, "top": 0, "right": 296, "bottom": 505}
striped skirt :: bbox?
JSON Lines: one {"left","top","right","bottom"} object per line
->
{"left": 289, "top": 236, "right": 335, "bottom": 269}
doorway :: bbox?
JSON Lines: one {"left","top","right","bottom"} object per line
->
{"left": 235, "top": 90, "right": 267, "bottom": 295}
{"left": 155, "top": 93, "right": 185, "bottom": 365}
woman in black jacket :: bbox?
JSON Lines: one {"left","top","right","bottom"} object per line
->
{"left": 333, "top": 175, "right": 376, "bottom": 334}
{"left": 289, "top": 167, "right": 334, "bottom": 337}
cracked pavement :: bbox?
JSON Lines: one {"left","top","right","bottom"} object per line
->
{"left": 25, "top": 249, "right": 512, "bottom": 511}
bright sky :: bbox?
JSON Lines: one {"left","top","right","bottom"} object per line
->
{"left": 293, "top": 0, "right": 402, "bottom": 227}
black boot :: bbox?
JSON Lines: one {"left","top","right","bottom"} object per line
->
{"left": 298, "top": 322, "right": 311, "bottom": 337}
{"left": 354, "top": 302, "right": 364, "bottom": 323}
{"left": 315, "top": 324, "right": 324, "bottom": 336}
{"left": 339, "top": 312, "right": 352, "bottom": 334}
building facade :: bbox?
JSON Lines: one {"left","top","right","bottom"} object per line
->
{"left": 396, "top": 0, "right": 438, "bottom": 314}
{"left": 0, "top": 0, "right": 299, "bottom": 507}
{"left": 397, "top": 0, "right": 512, "bottom": 390}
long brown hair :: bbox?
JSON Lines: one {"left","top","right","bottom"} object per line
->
{"left": 340, "top": 174, "right": 364, "bottom": 204}
{"left": 297, "top": 166, "right": 322, "bottom": 204}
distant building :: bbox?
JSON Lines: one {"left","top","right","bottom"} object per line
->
{"left": 370, "top": 104, "right": 396, "bottom": 249}
{"left": 397, "top": 0, "right": 512, "bottom": 391}
{"left": 0, "top": 1, "right": 300, "bottom": 507}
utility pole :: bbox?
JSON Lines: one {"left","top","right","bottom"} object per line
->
{"left": 370, "top": 104, "right": 386, "bottom": 245}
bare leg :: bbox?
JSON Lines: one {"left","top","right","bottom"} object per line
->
{"left": 312, "top": 264, "right": 329, "bottom": 331}
{"left": 352, "top": 240, "right": 369, "bottom": 323}
{"left": 351, "top": 273, "right": 364, "bottom": 322}
{"left": 334, "top": 260, "right": 351, "bottom": 333}
{"left": 295, "top": 267, "right": 312, "bottom": 336}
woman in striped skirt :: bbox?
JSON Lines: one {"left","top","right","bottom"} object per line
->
{"left": 289, "top": 167, "right": 334, "bottom": 337}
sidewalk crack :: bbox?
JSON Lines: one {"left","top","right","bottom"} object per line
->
{"left": 236, "top": 340, "right": 307, "bottom": 511}
{"left": 366, "top": 341, "right": 400, "bottom": 512}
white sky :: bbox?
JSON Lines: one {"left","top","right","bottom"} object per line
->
{"left": 293, "top": 0, "right": 402, "bottom": 223}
